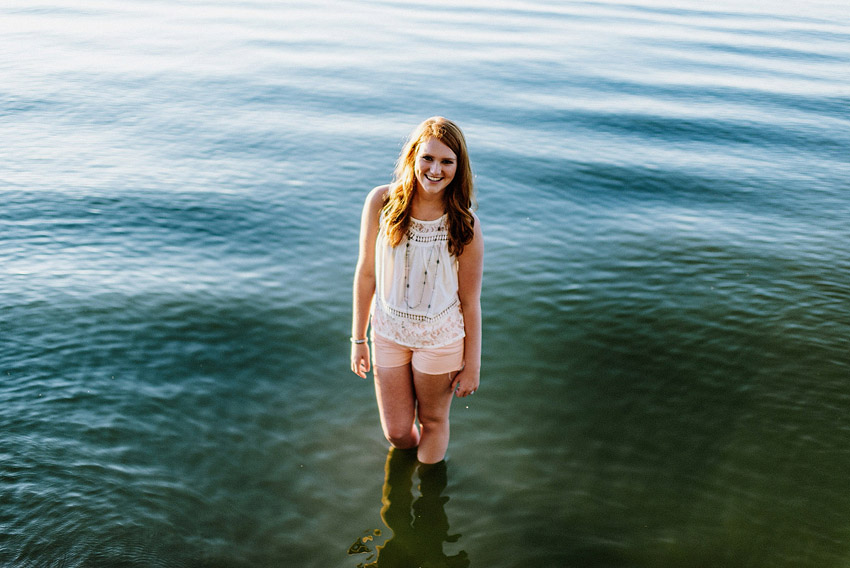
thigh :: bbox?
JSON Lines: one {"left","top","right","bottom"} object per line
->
{"left": 412, "top": 367, "right": 455, "bottom": 423}
{"left": 374, "top": 364, "right": 417, "bottom": 430}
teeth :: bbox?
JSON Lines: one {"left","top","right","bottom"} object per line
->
{"left": 425, "top": 175, "right": 443, "bottom": 182}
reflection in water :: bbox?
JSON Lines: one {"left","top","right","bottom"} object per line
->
{"left": 349, "top": 448, "right": 470, "bottom": 567}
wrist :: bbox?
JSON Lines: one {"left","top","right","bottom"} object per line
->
{"left": 350, "top": 337, "right": 367, "bottom": 344}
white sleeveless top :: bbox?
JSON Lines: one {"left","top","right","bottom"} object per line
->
{"left": 372, "top": 213, "right": 465, "bottom": 348}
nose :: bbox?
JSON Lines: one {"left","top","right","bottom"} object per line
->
{"left": 429, "top": 161, "right": 441, "bottom": 173}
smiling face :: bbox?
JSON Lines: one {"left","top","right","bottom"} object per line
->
{"left": 414, "top": 137, "right": 457, "bottom": 197}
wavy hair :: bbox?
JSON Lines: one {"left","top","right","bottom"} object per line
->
{"left": 382, "top": 117, "right": 475, "bottom": 257}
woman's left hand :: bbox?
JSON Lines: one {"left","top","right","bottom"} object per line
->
{"left": 451, "top": 366, "right": 480, "bottom": 398}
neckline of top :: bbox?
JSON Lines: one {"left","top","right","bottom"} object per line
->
{"left": 410, "top": 213, "right": 446, "bottom": 224}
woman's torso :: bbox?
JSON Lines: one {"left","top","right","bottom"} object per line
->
{"left": 372, "top": 213, "right": 465, "bottom": 348}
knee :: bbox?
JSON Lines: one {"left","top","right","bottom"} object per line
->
{"left": 385, "top": 426, "right": 418, "bottom": 449}
{"left": 418, "top": 413, "right": 448, "bottom": 432}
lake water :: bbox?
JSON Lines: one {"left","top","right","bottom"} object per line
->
{"left": 2, "top": 0, "right": 849, "bottom": 566}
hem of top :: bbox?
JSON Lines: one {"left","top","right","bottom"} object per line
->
{"left": 372, "top": 329, "right": 465, "bottom": 350}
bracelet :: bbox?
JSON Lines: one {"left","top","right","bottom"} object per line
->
{"left": 350, "top": 337, "right": 367, "bottom": 344}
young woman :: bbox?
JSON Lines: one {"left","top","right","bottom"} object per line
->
{"left": 350, "top": 117, "right": 483, "bottom": 465}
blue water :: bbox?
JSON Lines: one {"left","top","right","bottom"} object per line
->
{"left": 2, "top": 1, "right": 850, "bottom": 566}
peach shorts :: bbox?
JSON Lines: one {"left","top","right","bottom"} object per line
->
{"left": 372, "top": 333, "right": 464, "bottom": 375}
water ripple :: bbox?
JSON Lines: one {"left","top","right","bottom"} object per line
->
{"left": 2, "top": 0, "right": 850, "bottom": 566}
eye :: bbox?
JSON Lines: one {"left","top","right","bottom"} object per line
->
{"left": 422, "top": 155, "right": 433, "bottom": 161}
{"left": 442, "top": 159, "right": 455, "bottom": 165}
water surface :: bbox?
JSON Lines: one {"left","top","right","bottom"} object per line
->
{"left": 2, "top": 0, "right": 850, "bottom": 566}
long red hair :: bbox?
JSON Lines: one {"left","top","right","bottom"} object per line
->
{"left": 382, "top": 117, "right": 475, "bottom": 257}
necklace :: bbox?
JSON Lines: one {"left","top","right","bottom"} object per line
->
{"left": 403, "top": 220, "right": 443, "bottom": 313}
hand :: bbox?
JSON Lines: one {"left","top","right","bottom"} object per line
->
{"left": 451, "top": 366, "right": 479, "bottom": 398}
{"left": 351, "top": 342, "right": 371, "bottom": 379}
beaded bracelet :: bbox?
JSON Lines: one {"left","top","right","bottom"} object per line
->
{"left": 350, "top": 337, "right": 367, "bottom": 344}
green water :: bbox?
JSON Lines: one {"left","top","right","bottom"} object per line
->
{"left": 2, "top": 0, "right": 849, "bottom": 566}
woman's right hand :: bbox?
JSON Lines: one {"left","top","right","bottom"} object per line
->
{"left": 351, "top": 342, "right": 371, "bottom": 379}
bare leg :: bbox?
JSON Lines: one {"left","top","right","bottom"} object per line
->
{"left": 412, "top": 368, "right": 455, "bottom": 464}
{"left": 374, "top": 365, "right": 420, "bottom": 449}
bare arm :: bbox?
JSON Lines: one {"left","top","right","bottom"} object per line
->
{"left": 451, "top": 212, "right": 484, "bottom": 397}
{"left": 350, "top": 185, "right": 388, "bottom": 378}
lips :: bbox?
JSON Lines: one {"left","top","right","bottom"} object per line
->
{"left": 425, "top": 174, "right": 443, "bottom": 182}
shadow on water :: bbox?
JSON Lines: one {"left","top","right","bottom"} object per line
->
{"left": 348, "top": 448, "right": 470, "bottom": 568}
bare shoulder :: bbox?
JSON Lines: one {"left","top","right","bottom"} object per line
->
{"left": 366, "top": 184, "right": 390, "bottom": 209}
{"left": 470, "top": 211, "right": 484, "bottom": 242}
{"left": 471, "top": 210, "right": 482, "bottom": 229}
{"left": 459, "top": 210, "right": 484, "bottom": 263}
{"left": 359, "top": 185, "right": 389, "bottom": 231}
